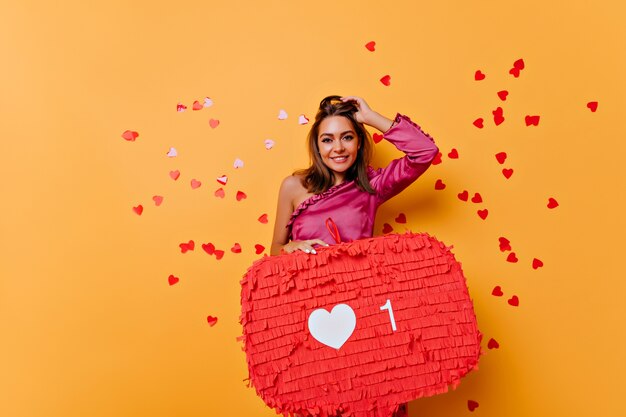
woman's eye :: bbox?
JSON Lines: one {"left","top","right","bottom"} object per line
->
{"left": 342, "top": 135, "right": 353, "bottom": 141}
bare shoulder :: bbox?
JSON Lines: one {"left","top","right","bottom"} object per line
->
{"left": 280, "top": 174, "right": 310, "bottom": 209}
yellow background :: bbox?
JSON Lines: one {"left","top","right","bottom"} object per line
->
{"left": 1, "top": 1, "right": 625, "bottom": 416}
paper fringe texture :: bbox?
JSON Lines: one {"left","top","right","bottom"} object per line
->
{"left": 239, "top": 232, "right": 483, "bottom": 417}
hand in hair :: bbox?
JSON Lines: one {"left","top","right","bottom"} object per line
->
{"left": 339, "top": 96, "right": 373, "bottom": 124}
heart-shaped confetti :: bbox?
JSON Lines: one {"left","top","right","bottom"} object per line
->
{"left": 509, "top": 58, "right": 525, "bottom": 78}
{"left": 177, "top": 103, "right": 187, "bottom": 112}
{"left": 152, "top": 195, "right": 163, "bottom": 206}
{"left": 477, "top": 209, "right": 488, "bottom": 220}
{"left": 132, "top": 205, "right": 143, "bottom": 215}
{"left": 234, "top": 158, "right": 244, "bottom": 169}
{"left": 191, "top": 179, "right": 202, "bottom": 189}
{"left": 497, "top": 90, "right": 509, "bottom": 101}
{"left": 474, "top": 70, "right": 485, "bottom": 80}
{"left": 473, "top": 118, "right": 484, "bottom": 129}
{"left": 532, "top": 258, "right": 544, "bottom": 269}
{"left": 122, "top": 130, "right": 139, "bottom": 141}
{"left": 382, "top": 223, "right": 393, "bottom": 234}
{"left": 278, "top": 109, "right": 288, "bottom": 120}
{"left": 214, "top": 250, "right": 225, "bottom": 260}
{"left": 231, "top": 243, "right": 242, "bottom": 253}
{"left": 168, "top": 275, "right": 179, "bottom": 286}
{"left": 487, "top": 338, "right": 500, "bottom": 349}
{"left": 236, "top": 191, "right": 247, "bottom": 201}
{"left": 373, "top": 133, "right": 383, "bottom": 144}
{"left": 458, "top": 190, "right": 469, "bottom": 201}
{"left": 525, "top": 115, "right": 540, "bottom": 126}
{"left": 587, "top": 101, "right": 598, "bottom": 112}
{"left": 169, "top": 170, "right": 180, "bottom": 180}
{"left": 365, "top": 41, "right": 376, "bottom": 51}
{"left": 216, "top": 175, "right": 228, "bottom": 185}
{"left": 395, "top": 213, "right": 407, "bottom": 224}
{"left": 193, "top": 100, "right": 203, "bottom": 111}
{"left": 506, "top": 252, "right": 518, "bottom": 263}
{"left": 495, "top": 152, "right": 507, "bottom": 164}
{"left": 502, "top": 168, "right": 514, "bottom": 179}
{"left": 258, "top": 213, "right": 268, "bottom": 224}
{"left": 508, "top": 295, "right": 519, "bottom": 306}
{"left": 492, "top": 286, "right": 503, "bottom": 296}
{"left": 166, "top": 147, "right": 177, "bottom": 157}
{"left": 493, "top": 107, "right": 504, "bottom": 125}
{"left": 204, "top": 97, "right": 214, "bottom": 107}
{"left": 431, "top": 151, "right": 442, "bottom": 165}
{"left": 434, "top": 179, "right": 446, "bottom": 190}
{"left": 547, "top": 197, "right": 559, "bottom": 209}
{"left": 209, "top": 119, "right": 220, "bottom": 129}
{"left": 298, "top": 114, "right": 309, "bottom": 125}
{"left": 202, "top": 243, "right": 215, "bottom": 255}
{"left": 214, "top": 188, "right": 225, "bottom": 198}
{"left": 179, "top": 240, "right": 195, "bottom": 253}
{"left": 380, "top": 75, "right": 391, "bottom": 86}
{"left": 471, "top": 193, "right": 483, "bottom": 204}
{"left": 499, "top": 237, "right": 511, "bottom": 252}
{"left": 254, "top": 244, "right": 265, "bottom": 254}
{"left": 264, "top": 139, "right": 275, "bottom": 150}
{"left": 207, "top": 316, "right": 218, "bottom": 327}
{"left": 468, "top": 400, "right": 479, "bottom": 412}
{"left": 447, "top": 148, "right": 459, "bottom": 159}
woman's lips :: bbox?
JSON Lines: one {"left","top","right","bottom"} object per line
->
{"left": 331, "top": 156, "right": 348, "bottom": 163}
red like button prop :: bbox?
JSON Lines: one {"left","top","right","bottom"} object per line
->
{"left": 239, "top": 233, "right": 483, "bottom": 417}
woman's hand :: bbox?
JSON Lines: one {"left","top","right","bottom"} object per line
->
{"left": 340, "top": 96, "right": 394, "bottom": 132}
{"left": 281, "top": 239, "right": 329, "bottom": 255}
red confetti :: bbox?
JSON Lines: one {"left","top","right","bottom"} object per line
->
{"left": 254, "top": 244, "right": 265, "bottom": 254}
{"left": 431, "top": 151, "right": 442, "bottom": 165}
{"left": 447, "top": 148, "right": 459, "bottom": 159}
{"left": 493, "top": 107, "right": 504, "bottom": 125}
{"left": 209, "top": 119, "right": 220, "bottom": 129}
{"left": 373, "top": 133, "right": 383, "bottom": 144}
{"left": 382, "top": 223, "right": 393, "bottom": 234}
{"left": 365, "top": 41, "right": 376, "bottom": 52}
{"left": 474, "top": 70, "right": 485, "bottom": 80}
{"left": 395, "top": 213, "right": 407, "bottom": 224}
{"left": 434, "top": 179, "right": 446, "bottom": 190}
{"left": 207, "top": 316, "right": 218, "bottom": 326}
{"left": 487, "top": 338, "right": 500, "bottom": 349}
{"left": 497, "top": 90, "right": 509, "bottom": 101}
{"left": 532, "top": 258, "right": 544, "bottom": 269}
{"left": 495, "top": 152, "right": 507, "bottom": 164}
{"left": 202, "top": 243, "right": 215, "bottom": 255}
{"left": 477, "top": 209, "right": 488, "bottom": 220}
{"left": 587, "top": 101, "right": 598, "bottom": 112}
{"left": 132, "top": 205, "right": 143, "bottom": 215}
{"left": 214, "top": 188, "right": 225, "bottom": 198}
{"left": 508, "top": 295, "right": 519, "bottom": 306}
{"left": 177, "top": 103, "right": 187, "bottom": 112}
{"left": 458, "top": 190, "right": 469, "bottom": 201}
{"left": 547, "top": 197, "right": 559, "bottom": 209}
{"left": 509, "top": 58, "right": 525, "bottom": 77}
{"left": 122, "top": 130, "right": 139, "bottom": 141}
{"left": 258, "top": 213, "right": 269, "bottom": 224}
{"left": 468, "top": 400, "right": 479, "bottom": 412}
{"left": 506, "top": 252, "right": 518, "bottom": 263}
{"left": 152, "top": 195, "right": 163, "bottom": 206}
{"left": 380, "top": 75, "right": 391, "bottom": 86}
{"left": 192, "top": 100, "right": 203, "bottom": 110}
{"left": 236, "top": 191, "right": 247, "bottom": 201}
{"left": 231, "top": 243, "right": 242, "bottom": 253}
{"left": 216, "top": 175, "right": 228, "bottom": 185}
{"left": 492, "top": 286, "right": 503, "bottom": 296}
{"left": 473, "top": 118, "right": 484, "bottom": 129}
{"left": 502, "top": 168, "right": 514, "bottom": 179}
{"left": 471, "top": 193, "right": 483, "bottom": 204}
{"left": 499, "top": 237, "right": 512, "bottom": 252}
{"left": 525, "top": 115, "right": 540, "bottom": 126}
{"left": 169, "top": 170, "right": 181, "bottom": 180}
{"left": 190, "top": 179, "right": 202, "bottom": 189}
{"left": 179, "top": 240, "right": 195, "bottom": 253}
{"left": 214, "top": 250, "right": 225, "bottom": 260}
{"left": 168, "top": 275, "right": 180, "bottom": 286}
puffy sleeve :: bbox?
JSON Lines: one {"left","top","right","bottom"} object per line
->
{"left": 369, "top": 113, "right": 439, "bottom": 204}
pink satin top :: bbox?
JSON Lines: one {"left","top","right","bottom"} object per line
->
{"left": 287, "top": 113, "right": 439, "bottom": 244}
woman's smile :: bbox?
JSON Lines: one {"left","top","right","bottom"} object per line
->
{"left": 317, "top": 116, "right": 359, "bottom": 182}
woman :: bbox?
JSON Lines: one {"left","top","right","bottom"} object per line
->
{"left": 268, "top": 95, "right": 439, "bottom": 417}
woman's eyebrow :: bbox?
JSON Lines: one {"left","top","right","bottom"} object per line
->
{"left": 319, "top": 130, "right": 354, "bottom": 137}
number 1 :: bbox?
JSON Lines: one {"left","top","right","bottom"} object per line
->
{"left": 380, "top": 299, "right": 397, "bottom": 332}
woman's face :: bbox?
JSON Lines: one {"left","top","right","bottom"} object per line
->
{"left": 317, "top": 115, "right": 359, "bottom": 182}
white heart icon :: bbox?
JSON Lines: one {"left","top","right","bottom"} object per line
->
{"left": 166, "top": 147, "right": 178, "bottom": 157}
{"left": 233, "top": 158, "right": 244, "bottom": 169}
{"left": 203, "top": 97, "right": 213, "bottom": 107}
{"left": 264, "top": 139, "right": 275, "bottom": 150}
{"left": 298, "top": 114, "right": 309, "bottom": 125}
{"left": 308, "top": 304, "right": 356, "bottom": 350}
{"left": 278, "top": 109, "right": 288, "bottom": 120}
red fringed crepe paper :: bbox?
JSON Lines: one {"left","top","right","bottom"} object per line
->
{"left": 239, "top": 232, "right": 483, "bottom": 417}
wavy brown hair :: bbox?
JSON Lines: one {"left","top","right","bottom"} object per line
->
{"left": 293, "top": 95, "right": 375, "bottom": 194}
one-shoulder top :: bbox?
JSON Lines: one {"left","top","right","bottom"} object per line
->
{"left": 287, "top": 113, "right": 439, "bottom": 244}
